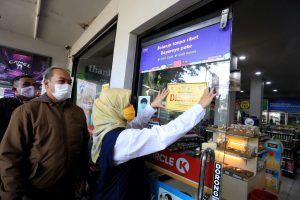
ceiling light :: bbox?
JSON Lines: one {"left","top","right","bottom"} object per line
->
{"left": 255, "top": 71, "right": 261, "bottom": 75}
{"left": 266, "top": 81, "right": 272, "bottom": 85}
{"left": 239, "top": 56, "right": 246, "bottom": 60}
{"left": 273, "top": 89, "right": 278, "bottom": 92}
{"left": 240, "top": 90, "right": 244, "bottom": 93}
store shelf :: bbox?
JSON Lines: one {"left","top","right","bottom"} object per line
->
{"left": 257, "top": 149, "right": 268, "bottom": 155}
{"left": 282, "top": 157, "right": 294, "bottom": 160}
{"left": 226, "top": 131, "right": 258, "bottom": 139}
{"left": 223, "top": 169, "right": 253, "bottom": 182}
{"left": 217, "top": 149, "right": 255, "bottom": 160}
{"left": 260, "top": 139, "right": 270, "bottom": 142}
{"left": 207, "top": 128, "right": 258, "bottom": 139}
{"left": 282, "top": 169, "right": 294, "bottom": 174}
{"left": 259, "top": 135, "right": 270, "bottom": 141}
{"left": 265, "top": 130, "right": 294, "bottom": 136}
{"left": 279, "top": 140, "right": 293, "bottom": 142}
{"left": 206, "top": 127, "right": 226, "bottom": 133}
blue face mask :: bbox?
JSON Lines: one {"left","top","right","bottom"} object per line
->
{"left": 141, "top": 103, "right": 147, "bottom": 109}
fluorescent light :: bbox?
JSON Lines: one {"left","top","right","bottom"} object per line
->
{"left": 266, "top": 81, "right": 272, "bottom": 85}
{"left": 255, "top": 71, "right": 261, "bottom": 75}
{"left": 239, "top": 56, "right": 246, "bottom": 60}
{"left": 240, "top": 90, "right": 244, "bottom": 93}
{"left": 273, "top": 89, "right": 278, "bottom": 92}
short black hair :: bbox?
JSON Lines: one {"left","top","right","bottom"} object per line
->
{"left": 141, "top": 98, "right": 148, "bottom": 104}
{"left": 12, "top": 75, "right": 34, "bottom": 86}
{"left": 165, "top": 194, "right": 172, "bottom": 200}
{"left": 43, "top": 66, "right": 69, "bottom": 80}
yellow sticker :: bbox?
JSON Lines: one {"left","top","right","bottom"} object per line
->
{"left": 166, "top": 82, "right": 207, "bottom": 112}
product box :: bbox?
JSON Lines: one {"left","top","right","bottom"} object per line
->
{"left": 150, "top": 178, "right": 194, "bottom": 200}
{"left": 264, "top": 139, "right": 283, "bottom": 193}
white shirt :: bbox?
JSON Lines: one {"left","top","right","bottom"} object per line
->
{"left": 113, "top": 104, "right": 205, "bottom": 165}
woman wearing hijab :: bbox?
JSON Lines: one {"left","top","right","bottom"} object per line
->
{"left": 91, "top": 87, "right": 216, "bottom": 200}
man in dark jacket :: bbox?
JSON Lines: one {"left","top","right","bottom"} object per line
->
{"left": 0, "top": 75, "right": 36, "bottom": 141}
{"left": 0, "top": 67, "right": 89, "bottom": 200}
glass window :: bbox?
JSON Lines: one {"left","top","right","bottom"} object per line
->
{"left": 262, "top": 111, "right": 268, "bottom": 124}
{"left": 269, "top": 111, "right": 285, "bottom": 125}
{"left": 287, "top": 113, "right": 300, "bottom": 126}
{"left": 73, "top": 25, "right": 116, "bottom": 133}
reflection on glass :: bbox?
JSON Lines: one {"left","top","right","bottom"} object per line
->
{"left": 140, "top": 60, "right": 230, "bottom": 126}
{"left": 287, "top": 113, "right": 300, "bottom": 125}
{"left": 269, "top": 112, "right": 284, "bottom": 125}
{"left": 74, "top": 26, "right": 116, "bottom": 134}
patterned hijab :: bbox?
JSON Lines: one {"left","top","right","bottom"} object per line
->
{"left": 91, "top": 88, "right": 131, "bottom": 163}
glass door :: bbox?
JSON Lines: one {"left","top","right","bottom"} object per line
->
{"left": 135, "top": 15, "right": 232, "bottom": 200}
{"left": 72, "top": 24, "right": 117, "bottom": 134}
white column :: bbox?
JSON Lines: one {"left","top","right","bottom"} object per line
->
{"left": 249, "top": 77, "right": 264, "bottom": 122}
{"left": 228, "top": 91, "right": 236, "bottom": 125}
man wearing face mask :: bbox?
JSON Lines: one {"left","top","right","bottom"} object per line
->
{"left": 0, "top": 67, "right": 89, "bottom": 200}
{"left": 0, "top": 75, "right": 36, "bottom": 142}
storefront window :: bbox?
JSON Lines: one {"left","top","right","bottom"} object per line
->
{"left": 287, "top": 113, "right": 300, "bottom": 126}
{"left": 73, "top": 25, "right": 116, "bottom": 133}
{"left": 262, "top": 111, "right": 268, "bottom": 124}
{"left": 269, "top": 111, "right": 285, "bottom": 125}
{"left": 136, "top": 15, "right": 232, "bottom": 199}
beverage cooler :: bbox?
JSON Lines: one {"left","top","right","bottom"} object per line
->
{"left": 133, "top": 12, "right": 234, "bottom": 200}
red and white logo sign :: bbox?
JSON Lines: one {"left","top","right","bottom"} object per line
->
{"left": 176, "top": 158, "right": 189, "bottom": 174}
{"left": 147, "top": 149, "right": 214, "bottom": 187}
{"left": 147, "top": 149, "right": 199, "bottom": 182}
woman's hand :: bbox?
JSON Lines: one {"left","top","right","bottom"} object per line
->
{"left": 151, "top": 88, "right": 169, "bottom": 109}
{"left": 199, "top": 87, "right": 217, "bottom": 108}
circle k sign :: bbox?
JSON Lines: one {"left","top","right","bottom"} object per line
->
{"left": 176, "top": 158, "right": 190, "bottom": 174}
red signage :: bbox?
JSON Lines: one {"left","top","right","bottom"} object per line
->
{"left": 147, "top": 149, "right": 213, "bottom": 187}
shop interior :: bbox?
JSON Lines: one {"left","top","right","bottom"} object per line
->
{"left": 232, "top": 1, "right": 300, "bottom": 198}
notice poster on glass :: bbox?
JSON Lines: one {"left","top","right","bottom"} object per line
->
{"left": 101, "top": 83, "right": 110, "bottom": 92}
{"left": 77, "top": 79, "right": 97, "bottom": 134}
{"left": 140, "top": 20, "right": 231, "bottom": 73}
{"left": 150, "top": 179, "right": 194, "bottom": 200}
{"left": 137, "top": 96, "right": 150, "bottom": 114}
{"left": 0, "top": 46, "right": 51, "bottom": 85}
{"left": 166, "top": 82, "right": 207, "bottom": 112}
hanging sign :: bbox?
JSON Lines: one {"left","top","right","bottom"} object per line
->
{"left": 240, "top": 100, "right": 250, "bottom": 109}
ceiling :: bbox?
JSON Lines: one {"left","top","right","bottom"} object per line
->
{"left": 0, "top": 0, "right": 110, "bottom": 47}
{"left": 232, "top": 0, "right": 300, "bottom": 98}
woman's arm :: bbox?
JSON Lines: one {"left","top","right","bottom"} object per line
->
{"left": 127, "top": 89, "right": 169, "bottom": 129}
{"left": 114, "top": 104, "right": 205, "bottom": 165}
{"left": 114, "top": 87, "right": 216, "bottom": 165}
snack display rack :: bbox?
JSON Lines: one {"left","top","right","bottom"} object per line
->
{"left": 206, "top": 124, "right": 266, "bottom": 200}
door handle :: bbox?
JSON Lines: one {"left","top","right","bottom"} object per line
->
{"left": 198, "top": 148, "right": 215, "bottom": 200}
